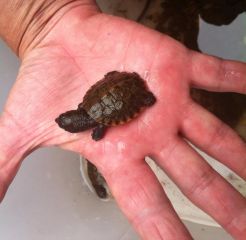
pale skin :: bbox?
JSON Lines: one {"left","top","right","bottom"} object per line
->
{"left": 0, "top": 1, "right": 246, "bottom": 239}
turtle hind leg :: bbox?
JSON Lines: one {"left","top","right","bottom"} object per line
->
{"left": 92, "top": 124, "right": 107, "bottom": 141}
{"left": 142, "top": 91, "right": 156, "bottom": 106}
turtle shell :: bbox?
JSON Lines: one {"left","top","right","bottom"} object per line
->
{"left": 78, "top": 71, "right": 153, "bottom": 126}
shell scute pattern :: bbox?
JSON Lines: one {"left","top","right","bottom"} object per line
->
{"left": 80, "top": 71, "right": 150, "bottom": 125}
{"left": 56, "top": 71, "right": 156, "bottom": 141}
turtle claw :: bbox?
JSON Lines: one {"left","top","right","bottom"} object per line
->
{"left": 92, "top": 124, "right": 107, "bottom": 141}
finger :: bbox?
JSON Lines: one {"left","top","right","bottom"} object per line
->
{"left": 155, "top": 139, "right": 246, "bottom": 240}
{"left": 101, "top": 160, "right": 193, "bottom": 240}
{"left": 189, "top": 51, "right": 246, "bottom": 93}
{"left": 180, "top": 102, "right": 246, "bottom": 180}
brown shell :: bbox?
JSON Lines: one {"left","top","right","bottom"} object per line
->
{"left": 78, "top": 71, "right": 151, "bottom": 126}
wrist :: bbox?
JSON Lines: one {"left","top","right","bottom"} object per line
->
{"left": 0, "top": 115, "right": 33, "bottom": 202}
{"left": 0, "top": 0, "right": 99, "bottom": 57}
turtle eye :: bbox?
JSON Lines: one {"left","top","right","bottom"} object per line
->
{"left": 56, "top": 115, "right": 72, "bottom": 127}
{"left": 62, "top": 116, "right": 73, "bottom": 126}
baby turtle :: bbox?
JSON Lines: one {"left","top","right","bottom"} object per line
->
{"left": 55, "top": 71, "right": 156, "bottom": 141}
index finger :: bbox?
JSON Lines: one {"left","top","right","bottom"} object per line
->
{"left": 189, "top": 51, "right": 246, "bottom": 93}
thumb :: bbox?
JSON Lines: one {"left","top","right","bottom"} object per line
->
{"left": 0, "top": 113, "right": 32, "bottom": 202}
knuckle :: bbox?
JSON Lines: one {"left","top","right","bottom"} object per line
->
{"left": 186, "top": 166, "right": 216, "bottom": 197}
{"left": 205, "top": 120, "right": 229, "bottom": 149}
{"left": 217, "top": 59, "right": 227, "bottom": 91}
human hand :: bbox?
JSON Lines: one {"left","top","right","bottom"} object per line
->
{"left": 1, "top": 2, "right": 246, "bottom": 240}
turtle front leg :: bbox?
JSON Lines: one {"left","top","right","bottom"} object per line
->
{"left": 92, "top": 124, "right": 107, "bottom": 141}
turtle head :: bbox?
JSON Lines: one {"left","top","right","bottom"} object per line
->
{"left": 55, "top": 108, "right": 97, "bottom": 133}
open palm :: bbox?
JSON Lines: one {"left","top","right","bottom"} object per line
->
{"left": 1, "top": 8, "right": 246, "bottom": 240}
